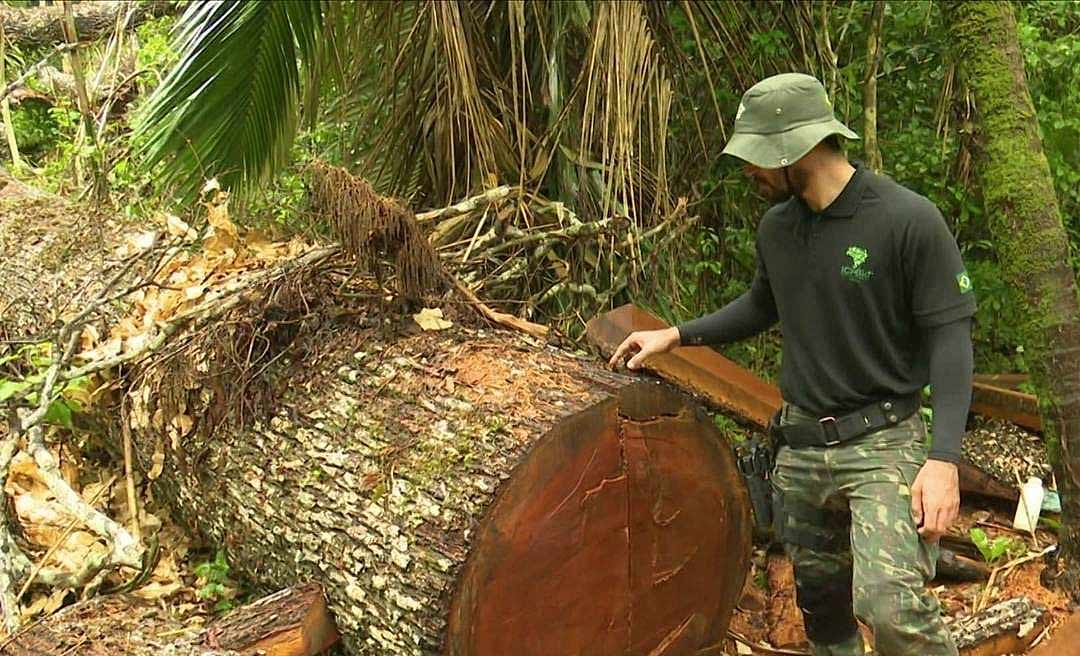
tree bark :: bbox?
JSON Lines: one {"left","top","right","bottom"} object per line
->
{"left": 862, "top": 0, "right": 884, "bottom": 173}
{"left": 943, "top": 0, "right": 1080, "bottom": 598}
{"left": 0, "top": 1, "right": 175, "bottom": 51}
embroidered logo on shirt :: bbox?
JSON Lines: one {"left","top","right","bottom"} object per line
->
{"left": 957, "top": 270, "right": 973, "bottom": 294}
{"left": 841, "top": 245, "right": 874, "bottom": 282}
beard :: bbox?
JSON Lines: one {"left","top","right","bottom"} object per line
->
{"left": 754, "top": 176, "right": 793, "bottom": 203}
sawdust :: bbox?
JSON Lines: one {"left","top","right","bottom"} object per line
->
{"left": 446, "top": 342, "right": 591, "bottom": 422}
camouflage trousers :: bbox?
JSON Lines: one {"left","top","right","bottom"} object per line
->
{"left": 771, "top": 402, "right": 958, "bottom": 656}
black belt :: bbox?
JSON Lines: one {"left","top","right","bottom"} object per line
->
{"left": 770, "top": 393, "right": 921, "bottom": 449}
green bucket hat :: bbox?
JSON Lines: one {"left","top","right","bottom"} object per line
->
{"left": 721, "top": 73, "right": 859, "bottom": 169}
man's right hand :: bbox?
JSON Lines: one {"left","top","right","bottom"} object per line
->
{"left": 607, "top": 327, "right": 681, "bottom": 370}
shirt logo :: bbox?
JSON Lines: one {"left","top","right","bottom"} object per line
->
{"left": 957, "top": 271, "right": 973, "bottom": 294}
{"left": 842, "top": 245, "right": 874, "bottom": 283}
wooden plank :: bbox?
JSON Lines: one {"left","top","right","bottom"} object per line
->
{"left": 970, "top": 381, "right": 1042, "bottom": 432}
{"left": 586, "top": 304, "right": 781, "bottom": 428}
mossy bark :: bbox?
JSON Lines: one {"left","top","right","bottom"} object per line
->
{"left": 943, "top": 1, "right": 1080, "bottom": 596}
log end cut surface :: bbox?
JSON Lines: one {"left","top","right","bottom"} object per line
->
{"left": 446, "top": 381, "right": 752, "bottom": 655}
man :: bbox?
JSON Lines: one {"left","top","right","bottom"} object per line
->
{"left": 608, "top": 73, "right": 974, "bottom": 656}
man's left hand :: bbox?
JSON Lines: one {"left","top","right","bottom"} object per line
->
{"left": 910, "top": 459, "right": 960, "bottom": 542}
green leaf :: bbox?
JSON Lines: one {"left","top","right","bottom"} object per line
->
{"left": 970, "top": 527, "right": 993, "bottom": 562}
{"left": 43, "top": 400, "right": 74, "bottom": 429}
{"left": 0, "top": 379, "right": 31, "bottom": 402}
{"left": 136, "top": 0, "right": 325, "bottom": 200}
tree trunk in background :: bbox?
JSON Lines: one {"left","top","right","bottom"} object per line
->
{"left": 943, "top": 1, "right": 1080, "bottom": 598}
{"left": 0, "top": 1, "right": 175, "bottom": 51}
{"left": 861, "top": 0, "right": 884, "bottom": 173}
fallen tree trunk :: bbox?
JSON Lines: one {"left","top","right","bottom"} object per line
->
{"left": 126, "top": 324, "right": 753, "bottom": 654}
{"left": 0, "top": 1, "right": 176, "bottom": 51}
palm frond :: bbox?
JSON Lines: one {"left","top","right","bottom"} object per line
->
{"left": 135, "top": 0, "right": 323, "bottom": 200}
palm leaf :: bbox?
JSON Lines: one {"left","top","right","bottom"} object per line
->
{"left": 135, "top": 0, "right": 323, "bottom": 200}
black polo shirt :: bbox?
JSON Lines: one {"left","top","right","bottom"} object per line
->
{"left": 748, "top": 164, "right": 976, "bottom": 415}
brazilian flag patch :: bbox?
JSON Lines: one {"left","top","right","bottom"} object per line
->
{"left": 956, "top": 270, "right": 973, "bottom": 294}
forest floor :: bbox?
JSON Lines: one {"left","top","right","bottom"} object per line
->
{"left": 5, "top": 369, "right": 1072, "bottom": 655}
{"left": 729, "top": 497, "right": 1071, "bottom": 655}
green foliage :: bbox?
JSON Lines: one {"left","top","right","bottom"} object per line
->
{"left": 9, "top": 102, "right": 61, "bottom": 155}
{"left": 969, "top": 527, "right": 1025, "bottom": 565}
{"left": 136, "top": 1, "right": 324, "bottom": 201}
{"left": 710, "top": 411, "right": 746, "bottom": 443}
{"left": 4, "top": 0, "right": 1079, "bottom": 372}
{"left": 194, "top": 549, "right": 238, "bottom": 613}
{"left": 134, "top": 16, "right": 180, "bottom": 72}
{"left": 0, "top": 343, "right": 87, "bottom": 430}
{"left": 967, "top": 259, "right": 1030, "bottom": 372}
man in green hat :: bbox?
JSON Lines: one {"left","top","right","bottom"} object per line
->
{"left": 609, "top": 73, "right": 974, "bottom": 656}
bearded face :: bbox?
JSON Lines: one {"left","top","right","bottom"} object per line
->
{"left": 743, "top": 164, "right": 794, "bottom": 203}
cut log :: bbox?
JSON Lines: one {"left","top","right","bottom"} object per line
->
{"left": 446, "top": 382, "right": 752, "bottom": 654}
{"left": 0, "top": 190, "right": 749, "bottom": 654}
{"left": 585, "top": 304, "right": 781, "bottom": 428}
{"left": 0, "top": 1, "right": 176, "bottom": 51}
{"left": 204, "top": 583, "right": 340, "bottom": 656}
{"left": 125, "top": 325, "right": 753, "bottom": 654}
{"left": 949, "top": 596, "right": 1048, "bottom": 656}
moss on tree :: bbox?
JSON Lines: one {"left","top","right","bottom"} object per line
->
{"left": 944, "top": 0, "right": 1080, "bottom": 597}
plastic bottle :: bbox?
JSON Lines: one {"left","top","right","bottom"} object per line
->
{"left": 1012, "top": 476, "right": 1044, "bottom": 533}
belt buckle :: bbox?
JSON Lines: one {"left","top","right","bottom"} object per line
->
{"left": 819, "top": 416, "right": 841, "bottom": 446}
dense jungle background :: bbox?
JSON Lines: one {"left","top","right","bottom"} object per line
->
{"left": 0, "top": 0, "right": 1079, "bottom": 654}
{"left": 6, "top": 0, "right": 1079, "bottom": 371}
